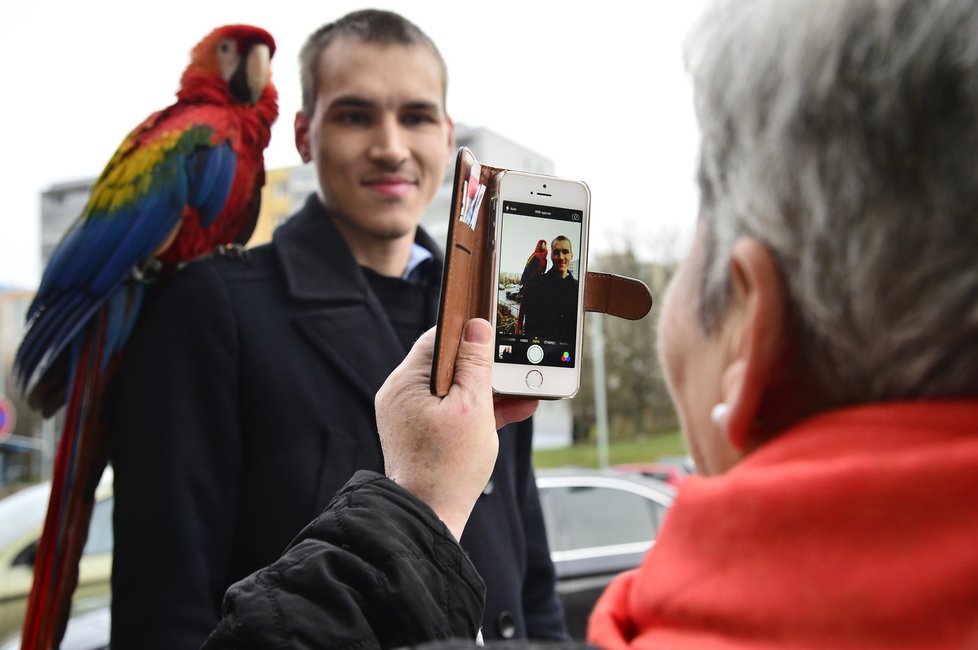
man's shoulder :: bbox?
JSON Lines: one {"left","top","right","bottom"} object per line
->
{"left": 141, "top": 245, "right": 282, "bottom": 317}
{"left": 174, "top": 243, "right": 280, "bottom": 285}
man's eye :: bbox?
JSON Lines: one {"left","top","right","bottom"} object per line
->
{"left": 402, "top": 113, "right": 435, "bottom": 126}
{"left": 337, "top": 112, "right": 370, "bottom": 125}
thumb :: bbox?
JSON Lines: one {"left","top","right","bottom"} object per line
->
{"left": 450, "top": 318, "right": 494, "bottom": 399}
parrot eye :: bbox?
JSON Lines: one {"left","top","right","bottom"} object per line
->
{"left": 219, "top": 41, "right": 231, "bottom": 53}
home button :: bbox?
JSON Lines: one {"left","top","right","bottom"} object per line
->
{"left": 525, "top": 370, "right": 543, "bottom": 390}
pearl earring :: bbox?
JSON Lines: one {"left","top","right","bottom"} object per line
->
{"left": 710, "top": 403, "right": 730, "bottom": 429}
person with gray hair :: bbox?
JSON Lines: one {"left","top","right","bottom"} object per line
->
{"left": 688, "top": 0, "right": 978, "bottom": 408}
{"left": 207, "top": 0, "right": 978, "bottom": 647}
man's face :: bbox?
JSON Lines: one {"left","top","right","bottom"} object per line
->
{"left": 294, "top": 36, "right": 454, "bottom": 246}
{"left": 551, "top": 238, "right": 573, "bottom": 277}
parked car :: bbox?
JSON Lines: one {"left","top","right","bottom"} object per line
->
{"left": 0, "top": 469, "right": 114, "bottom": 646}
{"left": 611, "top": 456, "right": 695, "bottom": 489}
{"left": 3, "top": 466, "right": 673, "bottom": 647}
{"left": 536, "top": 468, "right": 675, "bottom": 639}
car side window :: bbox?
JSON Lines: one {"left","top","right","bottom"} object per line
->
{"left": 13, "top": 541, "right": 37, "bottom": 567}
{"left": 82, "top": 496, "right": 114, "bottom": 556}
{"left": 540, "top": 485, "right": 666, "bottom": 553}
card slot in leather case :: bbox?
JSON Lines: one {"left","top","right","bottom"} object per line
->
{"left": 430, "top": 147, "right": 653, "bottom": 397}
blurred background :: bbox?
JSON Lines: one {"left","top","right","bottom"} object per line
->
{"left": 1, "top": 0, "right": 707, "bottom": 480}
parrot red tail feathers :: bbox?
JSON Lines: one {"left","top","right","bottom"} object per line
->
{"left": 21, "top": 309, "right": 111, "bottom": 649}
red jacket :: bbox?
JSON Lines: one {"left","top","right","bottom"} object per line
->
{"left": 589, "top": 400, "right": 978, "bottom": 649}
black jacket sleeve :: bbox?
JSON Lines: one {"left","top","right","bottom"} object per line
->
{"left": 204, "top": 471, "right": 485, "bottom": 650}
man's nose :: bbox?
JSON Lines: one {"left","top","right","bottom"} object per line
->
{"left": 368, "top": 115, "right": 409, "bottom": 166}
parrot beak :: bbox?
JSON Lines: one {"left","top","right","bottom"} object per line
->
{"left": 246, "top": 43, "right": 271, "bottom": 105}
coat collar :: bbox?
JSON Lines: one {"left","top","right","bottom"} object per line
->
{"left": 273, "top": 194, "right": 444, "bottom": 302}
{"left": 272, "top": 194, "right": 444, "bottom": 403}
{"left": 272, "top": 194, "right": 366, "bottom": 302}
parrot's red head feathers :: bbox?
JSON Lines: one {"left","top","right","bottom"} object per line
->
{"left": 179, "top": 24, "right": 277, "bottom": 106}
{"left": 537, "top": 239, "right": 548, "bottom": 252}
{"left": 191, "top": 24, "right": 276, "bottom": 62}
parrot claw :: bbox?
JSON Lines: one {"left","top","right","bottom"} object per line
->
{"left": 214, "top": 243, "right": 251, "bottom": 260}
{"left": 131, "top": 259, "right": 163, "bottom": 284}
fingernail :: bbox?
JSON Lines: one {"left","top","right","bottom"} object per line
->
{"left": 464, "top": 319, "right": 490, "bottom": 343}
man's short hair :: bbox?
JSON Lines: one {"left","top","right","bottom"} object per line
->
{"left": 298, "top": 9, "right": 447, "bottom": 117}
{"left": 551, "top": 236, "right": 573, "bottom": 256}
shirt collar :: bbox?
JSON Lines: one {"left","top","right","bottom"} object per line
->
{"left": 403, "top": 243, "right": 434, "bottom": 280}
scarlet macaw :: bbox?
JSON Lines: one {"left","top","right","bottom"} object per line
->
{"left": 14, "top": 24, "right": 278, "bottom": 648}
{"left": 514, "top": 239, "right": 548, "bottom": 335}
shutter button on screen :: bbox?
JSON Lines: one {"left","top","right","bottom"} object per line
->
{"left": 526, "top": 344, "right": 544, "bottom": 364}
{"left": 525, "top": 370, "right": 543, "bottom": 390}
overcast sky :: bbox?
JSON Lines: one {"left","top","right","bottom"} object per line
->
{"left": 0, "top": 0, "right": 707, "bottom": 289}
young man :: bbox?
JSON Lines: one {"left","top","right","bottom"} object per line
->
{"left": 106, "top": 10, "right": 565, "bottom": 647}
{"left": 519, "top": 235, "right": 579, "bottom": 342}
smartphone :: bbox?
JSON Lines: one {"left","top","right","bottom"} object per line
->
{"left": 489, "top": 170, "right": 590, "bottom": 398}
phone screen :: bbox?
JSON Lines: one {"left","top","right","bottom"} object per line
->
{"left": 494, "top": 200, "right": 585, "bottom": 369}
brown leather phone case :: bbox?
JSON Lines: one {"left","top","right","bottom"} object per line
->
{"left": 430, "top": 147, "right": 653, "bottom": 396}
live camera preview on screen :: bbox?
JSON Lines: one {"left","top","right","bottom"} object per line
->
{"left": 495, "top": 200, "right": 583, "bottom": 368}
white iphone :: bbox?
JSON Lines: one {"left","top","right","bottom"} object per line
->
{"left": 489, "top": 170, "right": 590, "bottom": 398}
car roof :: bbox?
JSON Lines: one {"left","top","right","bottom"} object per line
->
{"left": 536, "top": 466, "right": 676, "bottom": 502}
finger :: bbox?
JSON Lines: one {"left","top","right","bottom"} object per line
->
{"left": 391, "top": 326, "right": 438, "bottom": 387}
{"left": 407, "top": 325, "right": 437, "bottom": 362}
{"left": 493, "top": 397, "right": 539, "bottom": 429}
{"left": 449, "top": 319, "right": 493, "bottom": 401}
{"left": 377, "top": 326, "right": 438, "bottom": 413}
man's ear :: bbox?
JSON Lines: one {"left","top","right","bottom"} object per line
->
{"left": 446, "top": 114, "right": 456, "bottom": 154}
{"left": 719, "top": 237, "right": 790, "bottom": 450}
{"left": 294, "top": 110, "right": 312, "bottom": 163}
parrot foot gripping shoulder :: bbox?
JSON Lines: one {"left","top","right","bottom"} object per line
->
{"left": 212, "top": 242, "right": 251, "bottom": 261}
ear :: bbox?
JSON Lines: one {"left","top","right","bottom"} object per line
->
{"left": 294, "top": 110, "right": 312, "bottom": 163}
{"left": 446, "top": 114, "right": 456, "bottom": 154}
{"left": 719, "top": 237, "right": 790, "bottom": 450}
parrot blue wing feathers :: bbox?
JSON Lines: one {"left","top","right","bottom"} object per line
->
{"left": 15, "top": 126, "right": 235, "bottom": 393}
{"left": 16, "top": 195, "right": 184, "bottom": 392}
{"left": 18, "top": 292, "right": 105, "bottom": 394}
{"left": 188, "top": 141, "right": 238, "bottom": 226}
{"left": 101, "top": 284, "right": 145, "bottom": 369}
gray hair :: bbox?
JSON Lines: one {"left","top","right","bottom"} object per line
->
{"left": 686, "top": 0, "right": 978, "bottom": 404}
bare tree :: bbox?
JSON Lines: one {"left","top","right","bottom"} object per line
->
{"left": 573, "top": 244, "right": 679, "bottom": 443}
